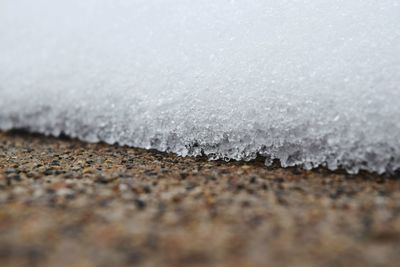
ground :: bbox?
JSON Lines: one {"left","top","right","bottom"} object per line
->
{"left": 0, "top": 131, "right": 399, "bottom": 267}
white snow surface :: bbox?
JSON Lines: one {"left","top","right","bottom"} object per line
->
{"left": 1, "top": 0, "right": 400, "bottom": 174}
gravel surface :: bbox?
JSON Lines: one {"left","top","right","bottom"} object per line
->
{"left": 0, "top": 131, "right": 400, "bottom": 267}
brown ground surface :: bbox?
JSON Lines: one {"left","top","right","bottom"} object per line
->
{"left": 0, "top": 131, "right": 399, "bottom": 267}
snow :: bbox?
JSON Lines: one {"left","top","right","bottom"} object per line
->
{"left": 1, "top": 0, "right": 400, "bottom": 174}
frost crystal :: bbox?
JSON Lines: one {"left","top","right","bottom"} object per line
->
{"left": 1, "top": 0, "right": 400, "bottom": 174}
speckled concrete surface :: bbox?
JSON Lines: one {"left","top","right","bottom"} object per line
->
{"left": 0, "top": 131, "right": 399, "bottom": 267}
